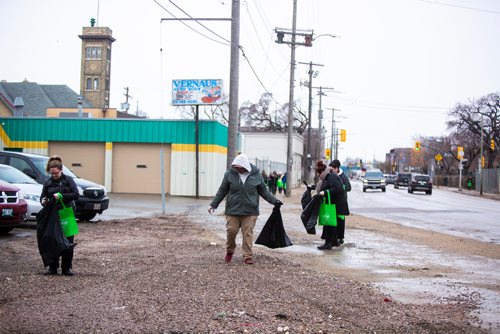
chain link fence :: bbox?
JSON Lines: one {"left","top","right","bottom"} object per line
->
{"left": 433, "top": 168, "right": 499, "bottom": 193}
{"left": 254, "top": 158, "right": 286, "bottom": 174}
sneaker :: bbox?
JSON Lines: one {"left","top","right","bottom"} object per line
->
{"left": 62, "top": 269, "right": 74, "bottom": 276}
{"left": 339, "top": 238, "right": 344, "bottom": 245}
{"left": 244, "top": 258, "right": 254, "bottom": 265}
{"left": 317, "top": 243, "right": 332, "bottom": 250}
{"left": 224, "top": 252, "right": 234, "bottom": 263}
{"left": 43, "top": 268, "right": 57, "bottom": 275}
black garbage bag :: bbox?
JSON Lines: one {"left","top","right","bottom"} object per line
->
{"left": 255, "top": 206, "right": 293, "bottom": 249}
{"left": 301, "top": 181, "right": 313, "bottom": 209}
{"left": 37, "top": 199, "right": 73, "bottom": 267}
{"left": 300, "top": 194, "right": 322, "bottom": 235}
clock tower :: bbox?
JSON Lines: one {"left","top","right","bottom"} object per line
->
{"left": 79, "top": 20, "right": 115, "bottom": 110}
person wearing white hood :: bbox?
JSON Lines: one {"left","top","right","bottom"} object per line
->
{"left": 208, "top": 153, "right": 283, "bottom": 265}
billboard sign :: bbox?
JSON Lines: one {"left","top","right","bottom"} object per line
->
{"left": 172, "top": 79, "right": 223, "bottom": 106}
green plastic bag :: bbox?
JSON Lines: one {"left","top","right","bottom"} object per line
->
{"left": 58, "top": 198, "right": 79, "bottom": 237}
{"left": 318, "top": 191, "right": 337, "bottom": 227}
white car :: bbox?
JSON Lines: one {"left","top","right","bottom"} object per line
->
{"left": 0, "top": 164, "right": 43, "bottom": 220}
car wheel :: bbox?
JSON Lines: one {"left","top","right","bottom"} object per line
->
{"left": 0, "top": 227, "right": 14, "bottom": 234}
{"left": 394, "top": 185, "right": 398, "bottom": 189}
{"left": 77, "top": 213, "right": 97, "bottom": 221}
{"left": 427, "top": 190, "right": 432, "bottom": 195}
{"left": 363, "top": 188, "right": 366, "bottom": 192}
{"left": 382, "top": 187, "right": 386, "bottom": 192}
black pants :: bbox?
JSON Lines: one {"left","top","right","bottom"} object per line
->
{"left": 337, "top": 217, "right": 345, "bottom": 240}
{"left": 49, "top": 236, "right": 74, "bottom": 271}
{"left": 321, "top": 225, "right": 338, "bottom": 246}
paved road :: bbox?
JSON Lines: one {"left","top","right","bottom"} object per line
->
{"left": 349, "top": 180, "right": 500, "bottom": 244}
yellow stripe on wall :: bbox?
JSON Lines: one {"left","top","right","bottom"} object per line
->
{"left": 106, "top": 142, "right": 113, "bottom": 150}
{"left": 0, "top": 126, "right": 48, "bottom": 149}
{"left": 172, "top": 144, "right": 227, "bottom": 154}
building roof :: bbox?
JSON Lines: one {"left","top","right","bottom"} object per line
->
{"left": 0, "top": 81, "right": 94, "bottom": 116}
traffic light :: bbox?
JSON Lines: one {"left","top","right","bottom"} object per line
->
{"left": 414, "top": 141, "right": 421, "bottom": 152}
{"left": 325, "top": 148, "right": 331, "bottom": 159}
{"left": 481, "top": 156, "right": 485, "bottom": 168}
{"left": 340, "top": 129, "right": 346, "bottom": 142}
{"left": 304, "top": 34, "right": 313, "bottom": 47}
{"left": 276, "top": 31, "right": 284, "bottom": 43}
{"left": 491, "top": 139, "right": 495, "bottom": 151}
{"left": 457, "top": 146, "right": 464, "bottom": 158}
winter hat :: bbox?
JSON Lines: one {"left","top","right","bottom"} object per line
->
{"left": 329, "top": 159, "right": 341, "bottom": 168}
{"left": 231, "top": 153, "right": 251, "bottom": 173}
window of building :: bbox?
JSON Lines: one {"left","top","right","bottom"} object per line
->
{"left": 86, "top": 78, "right": 92, "bottom": 90}
{"left": 93, "top": 78, "right": 99, "bottom": 90}
{"left": 85, "top": 46, "right": 102, "bottom": 60}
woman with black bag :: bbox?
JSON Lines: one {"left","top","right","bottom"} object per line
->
{"left": 40, "top": 156, "right": 79, "bottom": 276}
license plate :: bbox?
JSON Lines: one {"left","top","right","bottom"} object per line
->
{"left": 93, "top": 204, "right": 101, "bottom": 210}
{"left": 2, "top": 208, "right": 13, "bottom": 217}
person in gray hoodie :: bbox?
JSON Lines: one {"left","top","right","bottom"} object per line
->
{"left": 208, "top": 153, "right": 282, "bottom": 264}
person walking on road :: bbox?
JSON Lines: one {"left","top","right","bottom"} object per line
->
{"left": 40, "top": 155, "right": 79, "bottom": 276}
{"left": 330, "top": 159, "right": 351, "bottom": 245}
{"left": 315, "top": 160, "right": 347, "bottom": 250}
{"left": 208, "top": 153, "right": 283, "bottom": 264}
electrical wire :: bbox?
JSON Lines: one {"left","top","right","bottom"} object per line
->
{"left": 167, "top": 0, "right": 234, "bottom": 45}
{"left": 415, "top": 0, "right": 500, "bottom": 14}
{"left": 153, "top": 0, "right": 232, "bottom": 46}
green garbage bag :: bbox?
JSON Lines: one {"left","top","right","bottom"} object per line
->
{"left": 58, "top": 198, "right": 79, "bottom": 237}
{"left": 318, "top": 190, "right": 337, "bottom": 227}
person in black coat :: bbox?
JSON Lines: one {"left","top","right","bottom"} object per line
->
{"left": 330, "top": 160, "right": 351, "bottom": 244}
{"left": 40, "top": 156, "right": 79, "bottom": 276}
{"left": 315, "top": 161, "right": 348, "bottom": 249}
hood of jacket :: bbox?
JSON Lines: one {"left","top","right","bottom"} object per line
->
{"left": 231, "top": 153, "right": 251, "bottom": 173}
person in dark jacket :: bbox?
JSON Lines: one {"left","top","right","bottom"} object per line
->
{"left": 40, "top": 156, "right": 79, "bottom": 276}
{"left": 330, "top": 160, "right": 351, "bottom": 244}
{"left": 315, "top": 160, "right": 347, "bottom": 250}
{"left": 208, "top": 153, "right": 282, "bottom": 264}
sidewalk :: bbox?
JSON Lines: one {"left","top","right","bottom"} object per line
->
{"left": 438, "top": 185, "right": 500, "bottom": 201}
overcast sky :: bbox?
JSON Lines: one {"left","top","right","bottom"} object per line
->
{"left": 1, "top": 0, "right": 499, "bottom": 162}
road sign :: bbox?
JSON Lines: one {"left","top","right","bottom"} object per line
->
{"left": 435, "top": 153, "right": 442, "bottom": 161}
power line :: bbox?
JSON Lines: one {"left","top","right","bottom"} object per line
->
{"left": 153, "top": 0, "right": 232, "bottom": 46}
{"left": 167, "top": 0, "right": 234, "bottom": 44}
{"left": 416, "top": 0, "right": 500, "bottom": 14}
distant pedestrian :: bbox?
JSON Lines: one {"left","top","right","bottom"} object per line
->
{"left": 467, "top": 176, "right": 473, "bottom": 190}
{"left": 315, "top": 160, "right": 346, "bottom": 249}
{"left": 277, "top": 173, "right": 284, "bottom": 194}
{"left": 40, "top": 155, "right": 79, "bottom": 276}
{"left": 262, "top": 170, "right": 269, "bottom": 189}
{"left": 329, "top": 159, "right": 351, "bottom": 245}
{"left": 208, "top": 153, "right": 283, "bottom": 264}
{"left": 282, "top": 173, "right": 287, "bottom": 194}
{"left": 269, "top": 171, "right": 277, "bottom": 195}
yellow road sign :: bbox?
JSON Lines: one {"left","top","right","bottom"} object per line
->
{"left": 435, "top": 153, "right": 442, "bottom": 161}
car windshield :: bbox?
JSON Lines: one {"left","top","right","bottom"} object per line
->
{"left": 0, "top": 165, "right": 38, "bottom": 184}
{"left": 34, "top": 157, "right": 79, "bottom": 178}
{"left": 366, "top": 172, "right": 383, "bottom": 178}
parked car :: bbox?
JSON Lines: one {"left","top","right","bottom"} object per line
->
{"left": 363, "top": 170, "right": 386, "bottom": 192}
{"left": 0, "top": 164, "right": 43, "bottom": 220}
{"left": 408, "top": 174, "right": 432, "bottom": 195}
{"left": 0, "top": 180, "right": 27, "bottom": 234}
{"left": 394, "top": 173, "right": 411, "bottom": 189}
{"left": 384, "top": 174, "right": 396, "bottom": 185}
{"left": 0, "top": 151, "right": 109, "bottom": 221}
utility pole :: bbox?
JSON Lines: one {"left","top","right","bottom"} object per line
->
{"left": 275, "top": 2, "right": 313, "bottom": 196}
{"left": 123, "top": 87, "right": 132, "bottom": 113}
{"left": 227, "top": 0, "right": 240, "bottom": 168}
{"left": 326, "top": 107, "right": 341, "bottom": 161}
{"left": 298, "top": 61, "right": 323, "bottom": 181}
{"left": 316, "top": 87, "right": 334, "bottom": 161}
{"left": 480, "top": 118, "right": 484, "bottom": 195}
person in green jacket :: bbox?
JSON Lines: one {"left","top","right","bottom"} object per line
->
{"left": 208, "top": 153, "right": 283, "bottom": 265}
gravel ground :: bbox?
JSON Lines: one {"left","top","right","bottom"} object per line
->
{"left": 0, "top": 215, "right": 486, "bottom": 333}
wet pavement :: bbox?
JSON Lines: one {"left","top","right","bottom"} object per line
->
{"left": 5, "top": 187, "right": 500, "bottom": 332}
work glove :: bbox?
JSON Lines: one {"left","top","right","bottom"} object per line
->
{"left": 274, "top": 200, "right": 283, "bottom": 208}
{"left": 208, "top": 206, "right": 215, "bottom": 214}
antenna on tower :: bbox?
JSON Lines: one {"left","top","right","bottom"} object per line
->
{"left": 96, "top": 0, "right": 100, "bottom": 26}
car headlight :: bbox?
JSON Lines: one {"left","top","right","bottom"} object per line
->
{"left": 381, "top": 179, "right": 386, "bottom": 184}
{"left": 78, "top": 186, "right": 84, "bottom": 196}
{"left": 24, "top": 193, "right": 41, "bottom": 202}
{"left": 363, "top": 179, "right": 368, "bottom": 183}
{"left": 17, "top": 190, "right": 23, "bottom": 199}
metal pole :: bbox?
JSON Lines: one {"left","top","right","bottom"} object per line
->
{"left": 285, "top": 0, "right": 297, "bottom": 197}
{"left": 318, "top": 88, "right": 323, "bottom": 162}
{"left": 480, "top": 118, "right": 484, "bottom": 195}
{"left": 307, "top": 61, "right": 313, "bottom": 174}
{"left": 227, "top": 0, "right": 240, "bottom": 168}
{"left": 160, "top": 147, "right": 166, "bottom": 214}
{"left": 195, "top": 105, "right": 200, "bottom": 199}
{"left": 330, "top": 108, "right": 334, "bottom": 162}
{"left": 458, "top": 158, "right": 463, "bottom": 191}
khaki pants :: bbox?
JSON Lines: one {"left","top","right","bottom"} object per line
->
{"left": 226, "top": 215, "right": 258, "bottom": 260}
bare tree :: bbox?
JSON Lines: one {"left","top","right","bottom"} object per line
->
{"left": 176, "top": 94, "right": 229, "bottom": 125}
{"left": 447, "top": 92, "right": 500, "bottom": 168}
{"left": 239, "top": 93, "right": 308, "bottom": 134}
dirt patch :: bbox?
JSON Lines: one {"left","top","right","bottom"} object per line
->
{"left": 0, "top": 215, "right": 486, "bottom": 333}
